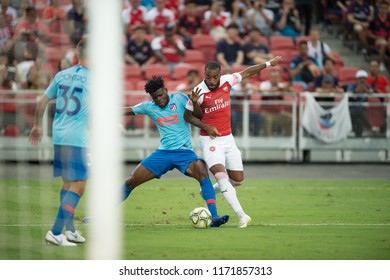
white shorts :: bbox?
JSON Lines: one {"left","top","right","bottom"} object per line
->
{"left": 199, "top": 134, "right": 243, "bottom": 171}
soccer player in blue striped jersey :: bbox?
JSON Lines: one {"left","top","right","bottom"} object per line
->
{"left": 29, "top": 38, "right": 89, "bottom": 246}
{"left": 116, "top": 76, "right": 229, "bottom": 227}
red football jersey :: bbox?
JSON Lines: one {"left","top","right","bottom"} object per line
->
{"left": 186, "top": 73, "right": 242, "bottom": 136}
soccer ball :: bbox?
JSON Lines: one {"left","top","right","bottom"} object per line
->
{"left": 189, "top": 207, "right": 212, "bottom": 229}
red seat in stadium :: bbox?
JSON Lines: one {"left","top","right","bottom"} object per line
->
{"left": 173, "top": 64, "right": 199, "bottom": 80}
{"left": 166, "top": 80, "right": 183, "bottom": 91}
{"left": 182, "top": 49, "right": 205, "bottom": 64}
{"left": 191, "top": 34, "right": 216, "bottom": 62}
{"left": 143, "top": 64, "right": 172, "bottom": 80}
{"left": 365, "top": 97, "right": 386, "bottom": 129}
{"left": 337, "top": 66, "right": 360, "bottom": 87}
{"left": 123, "top": 64, "right": 144, "bottom": 81}
{"left": 270, "top": 36, "right": 295, "bottom": 51}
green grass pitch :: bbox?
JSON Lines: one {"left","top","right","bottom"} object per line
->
{"left": 0, "top": 178, "right": 389, "bottom": 260}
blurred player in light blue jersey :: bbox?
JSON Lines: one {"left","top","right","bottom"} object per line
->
{"left": 29, "top": 38, "right": 88, "bottom": 246}
{"left": 85, "top": 76, "right": 229, "bottom": 227}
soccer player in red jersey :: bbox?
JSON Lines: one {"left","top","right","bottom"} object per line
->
{"left": 184, "top": 56, "right": 282, "bottom": 228}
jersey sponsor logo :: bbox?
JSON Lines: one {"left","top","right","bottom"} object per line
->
{"left": 169, "top": 103, "right": 177, "bottom": 111}
{"left": 204, "top": 99, "right": 230, "bottom": 114}
{"left": 209, "top": 146, "right": 216, "bottom": 152}
{"left": 157, "top": 114, "right": 179, "bottom": 126}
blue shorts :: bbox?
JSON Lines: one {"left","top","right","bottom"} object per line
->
{"left": 140, "top": 149, "right": 202, "bottom": 179}
{"left": 53, "top": 145, "right": 88, "bottom": 181}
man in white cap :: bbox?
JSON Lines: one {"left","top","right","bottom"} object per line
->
{"left": 346, "top": 69, "right": 373, "bottom": 137}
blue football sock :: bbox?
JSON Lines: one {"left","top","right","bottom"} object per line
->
{"left": 200, "top": 178, "right": 218, "bottom": 218}
{"left": 51, "top": 191, "right": 80, "bottom": 235}
{"left": 121, "top": 182, "right": 133, "bottom": 202}
{"left": 60, "top": 189, "right": 76, "bottom": 232}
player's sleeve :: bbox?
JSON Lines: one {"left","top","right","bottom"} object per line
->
{"left": 226, "top": 73, "right": 243, "bottom": 87}
{"left": 131, "top": 101, "right": 148, "bottom": 115}
{"left": 44, "top": 75, "right": 58, "bottom": 100}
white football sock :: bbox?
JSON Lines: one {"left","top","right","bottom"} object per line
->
{"left": 215, "top": 172, "right": 245, "bottom": 218}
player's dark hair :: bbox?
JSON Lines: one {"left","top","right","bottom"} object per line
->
{"left": 77, "top": 38, "right": 87, "bottom": 60}
{"left": 145, "top": 76, "right": 165, "bottom": 94}
{"left": 205, "top": 61, "right": 221, "bottom": 72}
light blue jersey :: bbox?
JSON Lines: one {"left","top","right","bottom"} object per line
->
{"left": 132, "top": 93, "right": 192, "bottom": 150}
{"left": 45, "top": 65, "right": 89, "bottom": 148}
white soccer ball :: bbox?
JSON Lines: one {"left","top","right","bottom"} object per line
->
{"left": 189, "top": 207, "right": 212, "bottom": 229}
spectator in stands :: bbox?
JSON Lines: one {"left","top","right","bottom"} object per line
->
{"left": 176, "top": 69, "right": 201, "bottom": 91}
{"left": 346, "top": 0, "right": 374, "bottom": 54}
{"left": 259, "top": 67, "right": 292, "bottom": 136}
{"left": 275, "top": 0, "right": 301, "bottom": 37}
{"left": 313, "top": 57, "right": 340, "bottom": 90}
{"left": 204, "top": 0, "right": 231, "bottom": 41}
{"left": 367, "top": 0, "right": 390, "bottom": 72}
{"left": 243, "top": 27, "right": 272, "bottom": 65}
{"left": 141, "top": 0, "right": 155, "bottom": 11}
{"left": 16, "top": 41, "right": 38, "bottom": 88}
{"left": 367, "top": 59, "right": 390, "bottom": 93}
{"left": 0, "top": 13, "right": 12, "bottom": 54}
{"left": 294, "top": 0, "right": 313, "bottom": 36}
{"left": 122, "top": 0, "right": 147, "bottom": 35}
{"left": 289, "top": 40, "right": 320, "bottom": 90}
{"left": 228, "top": 0, "right": 250, "bottom": 37}
{"left": 178, "top": 0, "right": 203, "bottom": 49}
{"left": 265, "top": 0, "right": 282, "bottom": 15}
{"left": 125, "top": 25, "right": 154, "bottom": 70}
{"left": 0, "top": 0, "right": 17, "bottom": 28}
{"left": 14, "top": 6, "right": 50, "bottom": 44}
{"left": 346, "top": 69, "right": 373, "bottom": 137}
{"left": 145, "top": 0, "right": 175, "bottom": 36}
{"left": 314, "top": 74, "right": 344, "bottom": 106}
{"left": 216, "top": 23, "right": 243, "bottom": 73}
{"left": 66, "top": 0, "right": 87, "bottom": 47}
{"left": 151, "top": 23, "right": 186, "bottom": 70}
{"left": 231, "top": 78, "right": 263, "bottom": 136}
{"left": 307, "top": 27, "right": 334, "bottom": 69}
{"left": 246, "top": 0, "right": 274, "bottom": 39}
{"left": 42, "top": 0, "right": 67, "bottom": 33}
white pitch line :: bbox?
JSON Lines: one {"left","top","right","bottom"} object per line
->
{"left": 1, "top": 223, "right": 390, "bottom": 227}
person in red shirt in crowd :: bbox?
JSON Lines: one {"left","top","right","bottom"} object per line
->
{"left": 151, "top": 23, "right": 186, "bottom": 70}
{"left": 184, "top": 56, "right": 282, "bottom": 228}
{"left": 367, "top": 59, "right": 390, "bottom": 94}
{"left": 367, "top": 0, "right": 390, "bottom": 72}
{"left": 178, "top": 0, "right": 203, "bottom": 48}
{"left": 145, "top": 0, "right": 175, "bottom": 36}
{"left": 122, "top": 0, "right": 147, "bottom": 35}
{"left": 42, "top": 0, "right": 67, "bottom": 33}
{"left": 204, "top": 0, "right": 231, "bottom": 41}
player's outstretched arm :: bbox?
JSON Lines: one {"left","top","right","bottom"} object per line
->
{"left": 123, "top": 107, "right": 135, "bottom": 116}
{"left": 240, "top": 56, "right": 283, "bottom": 80}
{"left": 184, "top": 109, "right": 221, "bottom": 138}
{"left": 29, "top": 95, "right": 50, "bottom": 146}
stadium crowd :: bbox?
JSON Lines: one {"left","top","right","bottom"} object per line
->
{"left": 0, "top": 0, "right": 389, "bottom": 138}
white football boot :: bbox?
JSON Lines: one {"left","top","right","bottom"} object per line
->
{"left": 45, "top": 231, "right": 77, "bottom": 246}
{"left": 65, "top": 230, "right": 86, "bottom": 243}
{"left": 238, "top": 214, "right": 252, "bottom": 228}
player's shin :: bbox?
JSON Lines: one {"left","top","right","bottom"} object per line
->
{"left": 199, "top": 178, "right": 218, "bottom": 218}
{"left": 215, "top": 172, "right": 245, "bottom": 218}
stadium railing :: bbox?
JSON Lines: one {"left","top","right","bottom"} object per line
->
{"left": 298, "top": 92, "right": 390, "bottom": 162}
{"left": 1, "top": 90, "right": 389, "bottom": 162}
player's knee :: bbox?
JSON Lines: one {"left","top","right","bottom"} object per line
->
{"left": 215, "top": 171, "right": 228, "bottom": 181}
{"left": 191, "top": 160, "right": 209, "bottom": 180}
{"left": 230, "top": 179, "right": 244, "bottom": 187}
